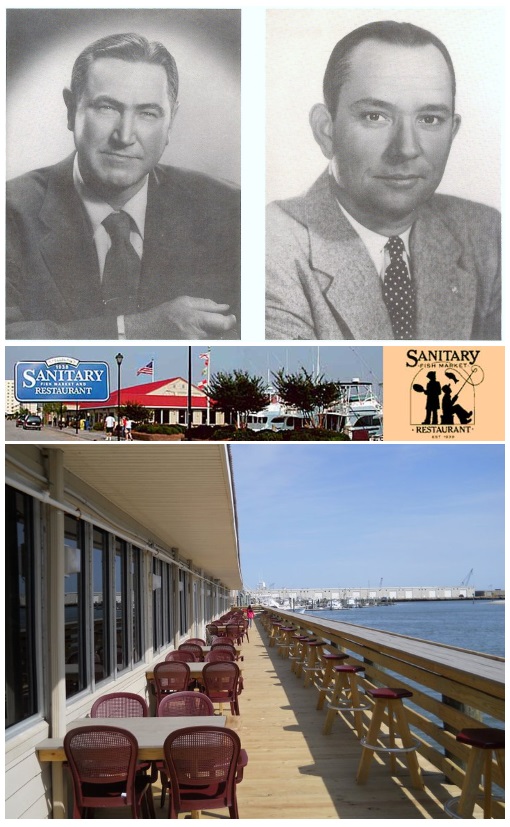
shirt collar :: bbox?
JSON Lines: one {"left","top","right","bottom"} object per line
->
{"left": 336, "top": 200, "right": 412, "bottom": 260}
{"left": 329, "top": 162, "right": 412, "bottom": 257}
{"left": 73, "top": 154, "right": 148, "bottom": 238}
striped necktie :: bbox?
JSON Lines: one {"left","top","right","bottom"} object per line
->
{"left": 101, "top": 211, "right": 141, "bottom": 315}
{"left": 383, "top": 236, "right": 415, "bottom": 339}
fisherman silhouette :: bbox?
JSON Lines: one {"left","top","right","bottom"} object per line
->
{"left": 441, "top": 385, "right": 472, "bottom": 425}
{"left": 422, "top": 371, "right": 441, "bottom": 425}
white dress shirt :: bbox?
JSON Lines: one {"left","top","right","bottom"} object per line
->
{"left": 73, "top": 155, "right": 148, "bottom": 281}
{"left": 329, "top": 163, "right": 412, "bottom": 280}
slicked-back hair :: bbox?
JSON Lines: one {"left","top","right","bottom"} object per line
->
{"left": 70, "top": 32, "right": 179, "bottom": 109}
{"left": 324, "top": 21, "right": 456, "bottom": 119}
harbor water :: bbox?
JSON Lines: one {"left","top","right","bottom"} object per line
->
{"left": 298, "top": 599, "right": 505, "bottom": 657}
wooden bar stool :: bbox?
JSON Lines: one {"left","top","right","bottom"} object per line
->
{"left": 295, "top": 638, "right": 318, "bottom": 679}
{"left": 444, "top": 727, "right": 505, "bottom": 818}
{"left": 316, "top": 652, "right": 349, "bottom": 710}
{"left": 323, "top": 664, "right": 368, "bottom": 738}
{"left": 289, "top": 635, "right": 309, "bottom": 674}
{"left": 302, "top": 641, "right": 325, "bottom": 687}
{"left": 356, "top": 687, "right": 423, "bottom": 790}
{"left": 269, "top": 621, "right": 282, "bottom": 648}
{"left": 277, "top": 626, "right": 295, "bottom": 658}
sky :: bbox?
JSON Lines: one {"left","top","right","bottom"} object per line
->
{"left": 4, "top": 345, "right": 382, "bottom": 393}
{"left": 230, "top": 444, "right": 505, "bottom": 593}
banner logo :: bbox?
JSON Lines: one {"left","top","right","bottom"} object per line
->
{"left": 15, "top": 356, "right": 110, "bottom": 402}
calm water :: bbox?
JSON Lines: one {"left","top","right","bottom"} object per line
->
{"left": 298, "top": 600, "right": 505, "bottom": 657}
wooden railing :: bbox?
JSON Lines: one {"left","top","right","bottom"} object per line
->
{"left": 262, "top": 609, "right": 504, "bottom": 815}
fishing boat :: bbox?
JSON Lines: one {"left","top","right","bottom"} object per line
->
{"left": 246, "top": 379, "right": 383, "bottom": 440}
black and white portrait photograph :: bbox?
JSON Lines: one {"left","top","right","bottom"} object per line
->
{"left": 265, "top": 9, "right": 502, "bottom": 342}
{"left": 6, "top": 9, "right": 241, "bottom": 340}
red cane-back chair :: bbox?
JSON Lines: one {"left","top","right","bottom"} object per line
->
{"left": 90, "top": 692, "right": 149, "bottom": 719}
{"left": 154, "top": 662, "right": 192, "bottom": 710}
{"left": 165, "top": 650, "right": 197, "bottom": 663}
{"left": 211, "top": 641, "right": 242, "bottom": 662}
{"left": 179, "top": 642, "right": 204, "bottom": 661}
{"left": 205, "top": 650, "right": 236, "bottom": 663}
{"left": 64, "top": 725, "right": 154, "bottom": 818}
{"left": 90, "top": 691, "right": 157, "bottom": 807}
{"left": 158, "top": 691, "right": 215, "bottom": 718}
{"left": 185, "top": 638, "right": 206, "bottom": 646}
{"left": 156, "top": 691, "right": 215, "bottom": 807}
{"left": 201, "top": 661, "right": 241, "bottom": 715}
{"left": 163, "top": 726, "right": 245, "bottom": 818}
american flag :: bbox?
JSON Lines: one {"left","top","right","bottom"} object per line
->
{"left": 197, "top": 378, "right": 208, "bottom": 389}
{"left": 137, "top": 360, "right": 154, "bottom": 376}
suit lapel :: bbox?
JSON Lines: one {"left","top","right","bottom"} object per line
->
{"left": 39, "top": 156, "right": 102, "bottom": 319}
{"left": 305, "top": 173, "right": 394, "bottom": 339}
{"left": 411, "top": 204, "right": 477, "bottom": 338}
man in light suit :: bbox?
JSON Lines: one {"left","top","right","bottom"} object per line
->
{"left": 7, "top": 33, "right": 240, "bottom": 339}
{"left": 266, "top": 21, "right": 500, "bottom": 341}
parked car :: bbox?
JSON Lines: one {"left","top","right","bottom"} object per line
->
{"left": 23, "top": 415, "right": 42, "bottom": 430}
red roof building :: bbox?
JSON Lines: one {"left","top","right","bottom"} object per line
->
{"left": 77, "top": 377, "right": 223, "bottom": 426}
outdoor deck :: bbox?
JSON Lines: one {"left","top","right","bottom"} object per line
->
{"left": 103, "top": 617, "right": 476, "bottom": 819}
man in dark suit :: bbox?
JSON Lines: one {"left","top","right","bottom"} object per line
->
{"left": 266, "top": 21, "right": 500, "bottom": 341}
{"left": 7, "top": 32, "right": 240, "bottom": 339}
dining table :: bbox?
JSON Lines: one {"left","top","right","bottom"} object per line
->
{"left": 35, "top": 714, "right": 225, "bottom": 818}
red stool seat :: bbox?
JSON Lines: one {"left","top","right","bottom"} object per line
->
{"left": 445, "top": 727, "right": 505, "bottom": 818}
{"left": 367, "top": 687, "right": 413, "bottom": 701}
{"left": 457, "top": 728, "right": 504, "bottom": 751}
{"left": 335, "top": 664, "right": 364, "bottom": 674}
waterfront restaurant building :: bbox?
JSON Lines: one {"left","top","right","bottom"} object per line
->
{"left": 76, "top": 376, "right": 225, "bottom": 427}
{"left": 5, "top": 444, "right": 243, "bottom": 818}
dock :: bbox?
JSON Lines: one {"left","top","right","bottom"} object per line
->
{"left": 103, "top": 616, "right": 504, "bottom": 819}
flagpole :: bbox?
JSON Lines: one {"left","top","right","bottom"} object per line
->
{"left": 187, "top": 346, "right": 192, "bottom": 439}
{"left": 207, "top": 348, "right": 211, "bottom": 426}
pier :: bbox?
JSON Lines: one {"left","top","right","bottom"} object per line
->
{"left": 249, "top": 584, "right": 479, "bottom": 608}
{"left": 105, "top": 612, "right": 504, "bottom": 819}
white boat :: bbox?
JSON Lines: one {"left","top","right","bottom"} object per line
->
{"left": 326, "top": 380, "right": 383, "bottom": 441}
{"left": 246, "top": 379, "right": 383, "bottom": 440}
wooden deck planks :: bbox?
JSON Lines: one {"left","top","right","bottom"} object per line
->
{"left": 102, "top": 619, "right": 472, "bottom": 819}
{"left": 228, "top": 620, "right": 457, "bottom": 819}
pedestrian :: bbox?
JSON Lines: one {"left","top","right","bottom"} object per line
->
{"left": 246, "top": 605, "right": 255, "bottom": 628}
{"left": 105, "top": 413, "right": 116, "bottom": 441}
{"left": 125, "top": 418, "right": 133, "bottom": 441}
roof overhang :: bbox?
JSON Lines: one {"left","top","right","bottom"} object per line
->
{"left": 27, "top": 444, "right": 242, "bottom": 590}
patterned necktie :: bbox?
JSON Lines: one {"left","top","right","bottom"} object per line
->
{"left": 383, "top": 236, "right": 415, "bottom": 339}
{"left": 101, "top": 211, "right": 141, "bottom": 315}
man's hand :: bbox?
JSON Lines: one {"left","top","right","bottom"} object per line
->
{"left": 125, "top": 296, "right": 237, "bottom": 338}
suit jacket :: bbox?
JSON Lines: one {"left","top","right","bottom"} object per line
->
{"left": 266, "top": 171, "right": 501, "bottom": 340}
{"left": 7, "top": 154, "right": 241, "bottom": 339}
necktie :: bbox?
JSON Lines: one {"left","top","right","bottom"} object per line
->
{"left": 383, "top": 236, "right": 415, "bottom": 339}
{"left": 101, "top": 211, "right": 141, "bottom": 315}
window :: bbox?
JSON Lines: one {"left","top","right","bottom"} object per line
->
{"left": 162, "top": 562, "right": 174, "bottom": 646}
{"left": 5, "top": 487, "right": 38, "bottom": 728}
{"left": 179, "top": 570, "right": 188, "bottom": 636}
{"left": 131, "top": 547, "right": 143, "bottom": 664}
{"left": 64, "top": 515, "right": 86, "bottom": 698}
{"left": 93, "top": 528, "right": 111, "bottom": 683}
{"left": 152, "top": 557, "right": 162, "bottom": 652}
{"left": 114, "top": 539, "right": 128, "bottom": 671}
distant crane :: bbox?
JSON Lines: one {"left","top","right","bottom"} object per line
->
{"left": 460, "top": 568, "right": 474, "bottom": 587}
